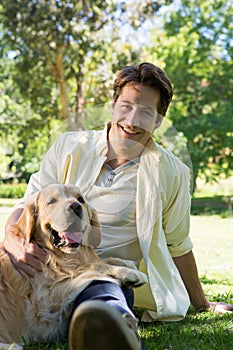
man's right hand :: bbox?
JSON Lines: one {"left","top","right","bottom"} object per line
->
{"left": 3, "top": 208, "right": 48, "bottom": 277}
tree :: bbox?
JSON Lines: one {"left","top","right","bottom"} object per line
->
{"left": 0, "top": 0, "right": 170, "bottom": 181}
{"left": 0, "top": 53, "right": 55, "bottom": 182}
{"left": 0, "top": 0, "right": 169, "bottom": 128}
{"left": 146, "top": 0, "right": 233, "bottom": 187}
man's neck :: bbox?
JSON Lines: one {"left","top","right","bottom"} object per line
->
{"left": 105, "top": 124, "right": 147, "bottom": 169}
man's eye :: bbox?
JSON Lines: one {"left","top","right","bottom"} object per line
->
{"left": 142, "top": 109, "right": 154, "bottom": 118}
{"left": 120, "top": 104, "right": 132, "bottom": 111}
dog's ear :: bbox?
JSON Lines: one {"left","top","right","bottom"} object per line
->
{"left": 84, "top": 208, "right": 101, "bottom": 248}
{"left": 14, "top": 200, "right": 36, "bottom": 243}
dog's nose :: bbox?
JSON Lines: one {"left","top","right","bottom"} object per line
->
{"left": 70, "top": 202, "right": 82, "bottom": 217}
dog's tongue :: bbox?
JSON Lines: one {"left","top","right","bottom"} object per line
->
{"left": 60, "top": 231, "right": 83, "bottom": 243}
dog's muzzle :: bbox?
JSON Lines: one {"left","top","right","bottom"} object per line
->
{"left": 49, "top": 225, "right": 82, "bottom": 249}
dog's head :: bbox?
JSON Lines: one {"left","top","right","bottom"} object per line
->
{"left": 15, "top": 184, "right": 101, "bottom": 253}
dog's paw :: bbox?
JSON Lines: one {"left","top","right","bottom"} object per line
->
{"left": 116, "top": 267, "right": 148, "bottom": 288}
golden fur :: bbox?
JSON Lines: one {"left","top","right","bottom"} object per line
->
{"left": 0, "top": 184, "right": 147, "bottom": 343}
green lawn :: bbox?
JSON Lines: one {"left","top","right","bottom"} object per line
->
{"left": 0, "top": 198, "right": 18, "bottom": 239}
{"left": 141, "top": 215, "right": 233, "bottom": 350}
{"left": 0, "top": 203, "right": 232, "bottom": 349}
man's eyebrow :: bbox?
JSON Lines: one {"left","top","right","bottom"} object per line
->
{"left": 118, "top": 99, "right": 132, "bottom": 104}
{"left": 143, "top": 106, "right": 154, "bottom": 112}
{"left": 139, "top": 105, "right": 155, "bottom": 112}
{"left": 119, "top": 100, "right": 154, "bottom": 111}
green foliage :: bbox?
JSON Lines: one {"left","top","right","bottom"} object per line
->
{"left": 0, "top": 0, "right": 162, "bottom": 120}
{"left": 0, "top": 182, "right": 27, "bottom": 198}
{"left": 147, "top": 0, "right": 233, "bottom": 186}
{"left": 0, "top": 101, "right": 64, "bottom": 182}
{"left": 0, "top": 1, "right": 165, "bottom": 181}
{"left": 0, "top": 0, "right": 232, "bottom": 184}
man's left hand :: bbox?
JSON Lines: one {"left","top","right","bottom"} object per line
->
{"left": 208, "top": 301, "right": 233, "bottom": 314}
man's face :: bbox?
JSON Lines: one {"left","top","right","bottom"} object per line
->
{"left": 110, "top": 83, "right": 162, "bottom": 147}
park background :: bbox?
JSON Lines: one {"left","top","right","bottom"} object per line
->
{"left": 0, "top": 0, "right": 232, "bottom": 349}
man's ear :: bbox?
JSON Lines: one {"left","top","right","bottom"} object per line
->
{"left": 13, "top": 200, "right": 36, "bottom": 243}
{"left": 84, "top": 208, "right": 101, "bottom": 248}
{"left": 110, "top": 100, "right": 115, "bottom": 116}
{"left": 154, "top": 113, "right": 164, "bottom": 129}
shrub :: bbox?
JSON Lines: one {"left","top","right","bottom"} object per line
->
{"left": 0, "top": 183, "right": 27, "bottom": 198}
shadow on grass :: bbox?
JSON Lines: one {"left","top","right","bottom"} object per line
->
{"left": 199, "top": 276, "right": 233, "bottom": 288}
{"left": 199, "top": 276, "right": 231, "bottom": 286}
{"left": 191, "top": 196, "right": 230, "bottom": 217}
{"left": 200, "top": 276, "right": 220, "bottom": 285}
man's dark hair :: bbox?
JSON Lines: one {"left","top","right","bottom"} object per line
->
{"left": 113, "top": 62, "right": 173, "bottom": 116}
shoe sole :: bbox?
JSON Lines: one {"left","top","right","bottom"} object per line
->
{"left": 68, "top": 300, "right": 141, "bottom": 350}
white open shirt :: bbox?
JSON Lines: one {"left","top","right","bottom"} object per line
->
{"left": 87, "top": 158, "right": 142, "bottom": 267}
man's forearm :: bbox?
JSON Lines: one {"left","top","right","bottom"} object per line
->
{"left": 173, "top": 250, "right": 209, "bottom": 311}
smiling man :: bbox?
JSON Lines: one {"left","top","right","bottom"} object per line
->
{"left": 107, "top": 83, "right": 162, "bottom": 169}
{"left": 4, "top": 62, "right": 233, "bottom": 350}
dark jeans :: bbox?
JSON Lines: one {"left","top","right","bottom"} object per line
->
{"left": 71, "top": 280, "right": 135, "bottom": 318}
{"left": 70, "top": 280, "right": 144, "bottom": 349}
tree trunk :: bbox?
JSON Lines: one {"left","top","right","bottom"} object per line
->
{"left": 51, "top": 45, "right": 69, "bottom": 120}
{"left": 74, "top": 68, "right": 85, "bottom": 130}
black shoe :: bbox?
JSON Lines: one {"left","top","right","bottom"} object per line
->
{"left": 68, "top": 300, "right": 142, "bottom": 350}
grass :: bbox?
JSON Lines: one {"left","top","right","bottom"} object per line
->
{"left": 191, "top": 177, "right": 233, "bottom": 218}
{"left": 140, "top": 214, "right": 233, "bottom": 350}
{"left": 0, "top": 181, "right": 232, "bottom": 349}
{"left": 191, "top": 196, "right": 231, "bottom": 217}
{"left": 0, "top": 198, "right": 19, "bottom": 239}
{"left": 140, "top": 311, "right": 233, "bottom": 350}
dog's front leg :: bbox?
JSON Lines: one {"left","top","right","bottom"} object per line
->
{"left": 99, "top": 258, "right": 148, "bottom": 288}
{"left": 102, "top": 257, "right": 138, "bottom": 270}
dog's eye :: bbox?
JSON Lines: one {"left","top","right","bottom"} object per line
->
{"left": 77, "top": 196, "right": 85, "bottom": 203}
{"left": 47, "top": 197, "right": 57, "bottom": 205}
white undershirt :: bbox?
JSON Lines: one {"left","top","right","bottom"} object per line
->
{"left": 86, "top": 158, "right": 142, "bottom": 266}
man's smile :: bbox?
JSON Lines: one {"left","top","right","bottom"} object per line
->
{"left": 119, "top": 124, "right": 141, "bottom": 136}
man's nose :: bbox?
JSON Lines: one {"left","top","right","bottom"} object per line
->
{"left": 125, "top": 107, "right": 141, "bottom": 126}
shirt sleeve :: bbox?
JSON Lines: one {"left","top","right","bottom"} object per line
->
{"left": 162, "top": 161, "right": 193, "bottom": 257}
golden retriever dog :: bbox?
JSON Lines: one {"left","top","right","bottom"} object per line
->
{"left": 0, "top": 184, "right": 147, "bottom": 345}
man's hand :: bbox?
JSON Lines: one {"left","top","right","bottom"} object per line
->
{"left": 4, "top": 208, "right": 48, "bottom": 277}
{"left": 173, "top": 251, "right": 233, "bottom": 314}
{"left": 4, "top": 233, "right": 48, "bottom": 277}
{"left": 207, "top": 301, "right": 233, "bottom": 314}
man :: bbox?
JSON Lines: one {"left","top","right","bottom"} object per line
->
{"left": 4, "top": 62, "right": 233, "bottom": 350}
